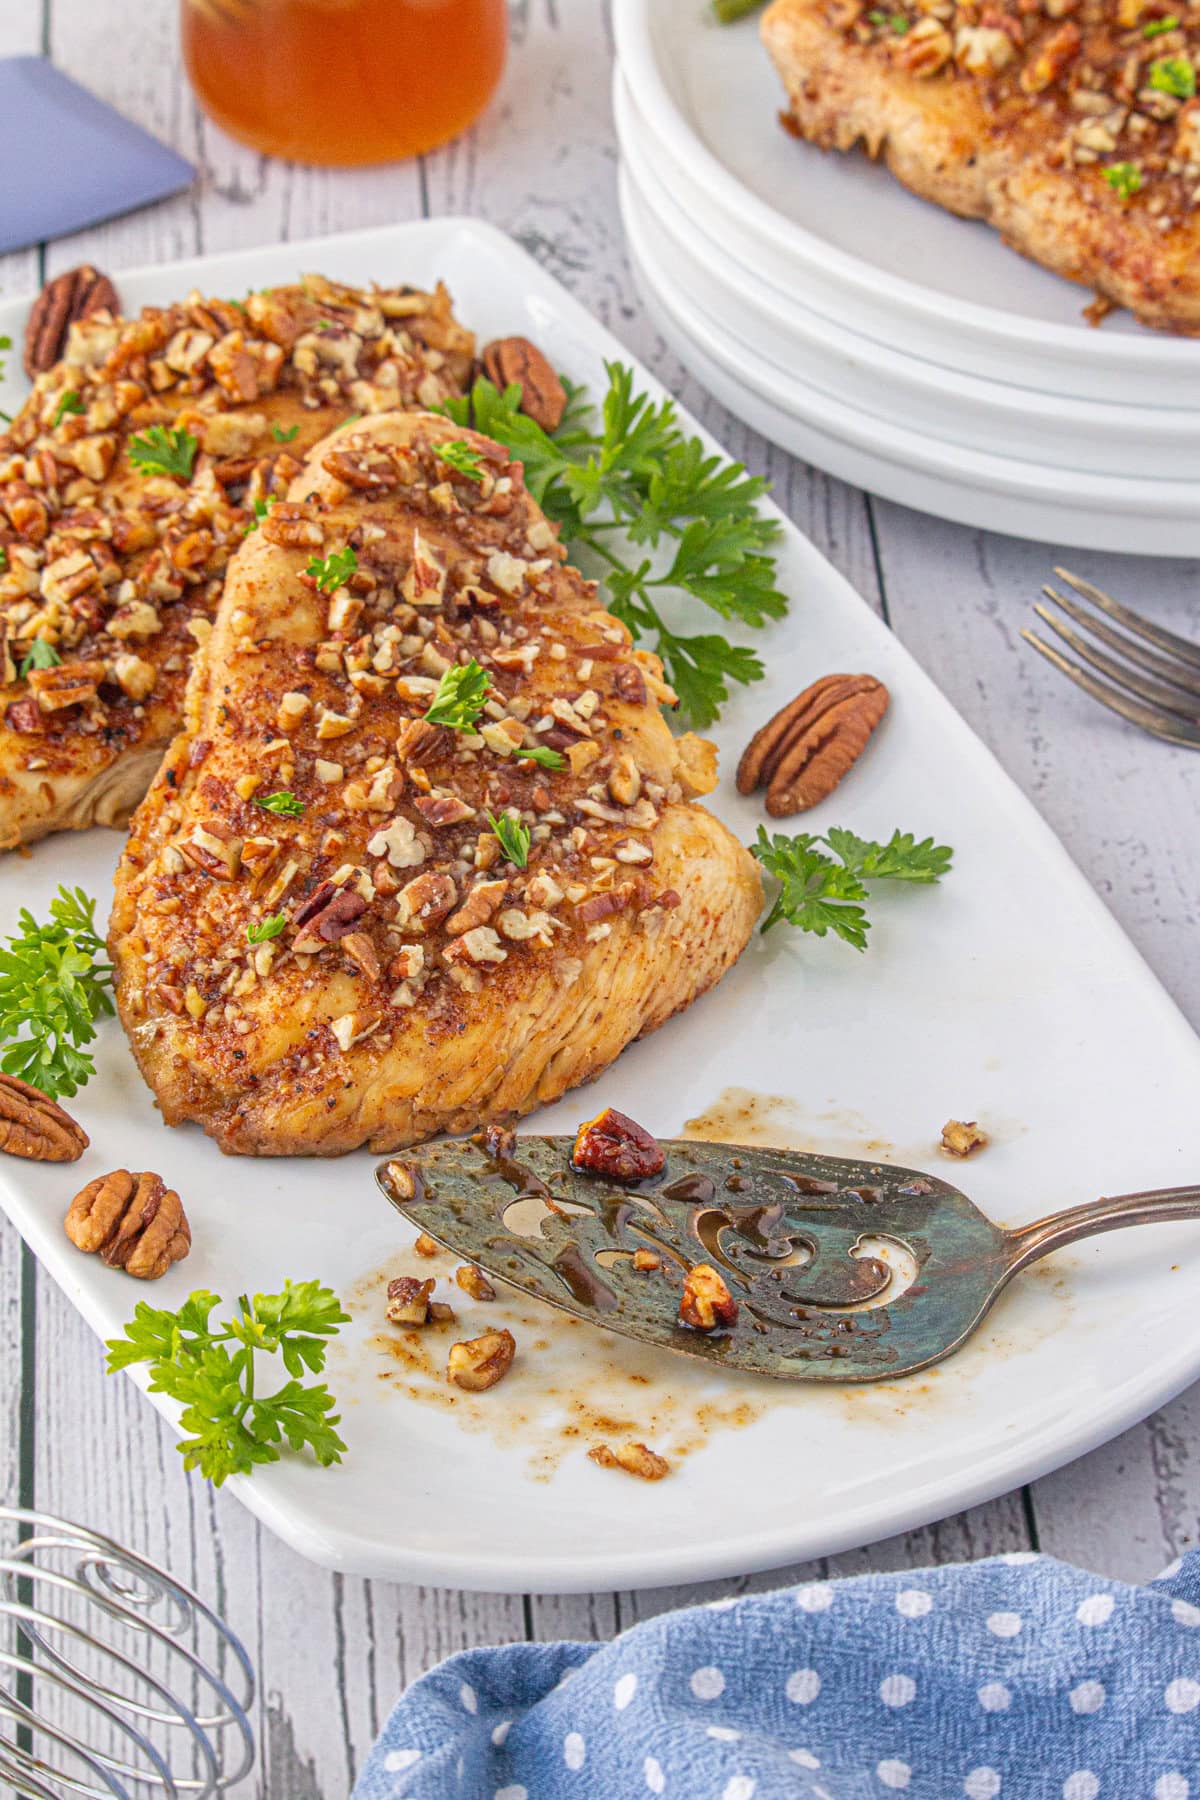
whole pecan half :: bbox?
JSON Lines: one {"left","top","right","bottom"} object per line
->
{"left": 25, "top": 265, "right": 120, "bottom": 376}
{"left": 736, "top": 674, "right": 889, "bottom": 816}
{"left": 480, "top": 337, "right": 567, "bottom": 433}
{"left": 0, "top": 1074, "right": 89, "bottom": 1162}
{"left": 64, "top": 1169, "right": 191, "bottom": 1280}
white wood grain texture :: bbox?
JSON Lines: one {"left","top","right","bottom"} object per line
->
{"left": 1, "top": 0, "right": 1197, "bottom": 1790}
{"left": 868, "top": 506, "right": 1200, "bottom": 1581}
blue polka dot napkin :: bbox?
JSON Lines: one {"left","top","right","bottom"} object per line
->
{"left": 353, "top": 1552, "right": 1200, "bottom": 1799}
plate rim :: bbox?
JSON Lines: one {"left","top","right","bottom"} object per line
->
{"left": 4, "top": 214, "right": 1200, "bottom": 1591}
{"left": 616, "top": 77, "right": 1200, "bottom": 450}
{"left": 612, "top": 0, "right": 1191, "bottom": 368}
{"left": 621, "top": 177, "right": 1200, "bottom": 517}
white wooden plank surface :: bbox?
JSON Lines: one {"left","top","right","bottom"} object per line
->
{"left": 2, "top": 0, "right": 1198, "bottom": 1791}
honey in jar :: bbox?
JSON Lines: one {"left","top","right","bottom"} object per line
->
{"left": 181, "top": 0, "right": 508, "bottom": 166}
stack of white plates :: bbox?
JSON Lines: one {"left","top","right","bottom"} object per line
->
{"left": 613, "top": 0, "right": 1200, "bottom": 555}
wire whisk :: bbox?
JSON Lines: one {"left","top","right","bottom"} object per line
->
{"left": 0, "top": 1507, "right": 255, "bottom": 1799}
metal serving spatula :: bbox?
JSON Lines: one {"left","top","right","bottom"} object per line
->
{"left": 375, "top": 1129, "right": 1200, "bottom": 1383}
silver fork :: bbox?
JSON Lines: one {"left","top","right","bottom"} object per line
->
{"left": 1022, "top": 567, "right": 1200, "bottom": 748}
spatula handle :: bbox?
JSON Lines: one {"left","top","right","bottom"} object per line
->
{"left": 1004, "top": 1185, "right": 1200, "bottom": 1277}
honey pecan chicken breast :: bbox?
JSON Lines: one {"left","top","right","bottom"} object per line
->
{"left": 762, "top": 0, "right": 1200, "bottom": 334}
{"left": 109, "top": 412, "right": 762, "bottom": 1156}
{"left": 0, "top": 275, "right": 473, "bottom": 848}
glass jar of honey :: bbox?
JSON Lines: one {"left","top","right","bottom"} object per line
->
{"left": 181, "top": 0, "right": 508, "bottom": 166}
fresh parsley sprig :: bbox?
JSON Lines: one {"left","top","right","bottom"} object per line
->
{"left": 52, "top": 390, "right": 85, "bottom": 428}
{"left": 752, "top": 827, "right": 952, "bottom": 949}
{"left": 306, "top": 546, "right": 358, "bottom": 593}
{"left": 247, "top": 914, "right": 288, "bottom": 945}
{"left": 1149, "top": 53, "right": 1195, "bottom": 97}
{"left": 488, "top": 811, "right": 531, "bottom": 869}
{"left": 1104, "top": 162, "right": 1142, "bottom": 199}
{"left": 243, "top": 495, "right": 278, "bottom": 535}
{"left": 0, "top": 886, "right": 114, "bottom": 1097}
{"left": 441, "top": 366, "right": 786, "bottom": 728}
{"left": 713, "top": 0, "right": 764, "bottom": 19}
{"left": 424, "top": 658, "right": 491, "bottom": 731}
{"left": 106, "top": 1283, "right": 350, "bottom": 1486}
{"left": 272, "top": 422, "right": 299, "bottom": 444}
{"left": 128, "top": 423, "right": 198, "bottom": 481}
{"left": 436, "top": 439, "right": 487, "bottom": 483}
{"left": 253, "top": 789, "right": 304, "bottom": 818}
{"left": 17, "top": 638, "right": 62, "bottom": 679}
{"left": 518, "top": 745, "right": 566, "bottom": 771}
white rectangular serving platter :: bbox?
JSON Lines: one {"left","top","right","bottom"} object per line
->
{"left": 3, "top": 219, "right": 1200, "bottom": 1594}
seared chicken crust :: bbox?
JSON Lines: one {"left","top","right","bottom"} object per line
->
{"left": 109, "top": 411, "right": 761, "bottom": 1156}
{"left": 0, "top": 275, "right": 472, "bottom": 849}
{"left": 763, "top": 0, "right": 1200, "bottom": 333}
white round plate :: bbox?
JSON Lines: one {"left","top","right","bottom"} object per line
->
{"left": 613, "top": 0, "right": 1198, "bottom": 407}
{"left": 623, "top": 177, "right": 1200, "bottom": 554}
{"left": 617, "top": 78, "right": 1200, "bottom": 483}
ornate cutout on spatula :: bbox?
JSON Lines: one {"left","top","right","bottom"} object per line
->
{"left": 376, "top": 1126, "right": 1200, "bottom": 1383}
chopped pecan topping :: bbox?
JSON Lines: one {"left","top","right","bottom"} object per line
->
{"left": 293, "top": 883, "right": 368, "bottom": 946}
{"left": 455, "top": 1263, "right": 496, "bottom": 1302}
{"left": 588, "top": 1441, "right": 671, "bottom": 1481}
{"left": 679, "top": 1263, "right": 738, "bottom": 1332}
{"left": 386, "top": 1275, "right": 435, "bottom": 1325}
{"left": 572, "top": 1108, "right": 665, "bottom": 1181}
{"left": 447, "top": 1328, "right": 516, "bottom": 1391}
{"left": 940, "top": 1118, "right": 990, "bottom": 1158}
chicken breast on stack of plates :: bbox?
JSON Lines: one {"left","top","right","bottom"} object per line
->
{"left": 762, "top": 0, "right": 1200, "bottom": 332}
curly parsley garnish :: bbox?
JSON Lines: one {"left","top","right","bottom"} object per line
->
{"left": 247, "top": 914, "right": 288, "bottom": 945}
{"left": 253, "top": 790, "right": 304, "bottom": 817}
{"left": 1144, "top": 13, "right": 1179, "bottom": 35}
{"left": 272, "top": 422, "right": 299, "bottom": 443}
{"left": 106, "top": 1283, "right": 349, "bottom": 1486}
{"left": 424, "top": 658, "right": 491, "bottom": 731}
{"left": 1103, "top": 162, "right": 1143, "bottom": 198}
{"left": 1149, "top": 54, "right": 1195, "bottom": 97}
{"left": 440, "top": 364, "right": 786, "bottom": 729}
{"left": 128, "top": 423, "right": 198, "bottom": 481}
{"left": 243, "top": 495, "right": 278, "bottom": 535}
{"left": 52, "top": 390, "right": 85, "bottom": 428}
{"left": 488, "top": 811, "right": 531, "bottom": 869}
{"left": 436, "top": 439, "right": 487, "bottom": 483}
{"left": 0, "top": 886, "right": 114, "bottom": 1097}
{"left": 306, "top": 546, "right": 358, "bottom": 593}
{"left": 17, "top": 638, "right": 62, "bottom": 679}
{"left": 752, "top": 827, "right": 953, "bottom": 949}
{"left": 516, "top": 745, "right": 566, "bottom": 771}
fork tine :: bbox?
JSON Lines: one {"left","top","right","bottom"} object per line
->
{"left": 1032, "top": 602, "right": 1200, "bottom": 723}
{"left": 1054, "top": 568, "right": 1200, "bottom": 673}
{"left": 1042, "top": 584, "right": 1200, "bottom": 700}
{"left": 1021, "top": 629, "right": 1200, "bottom": 748}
